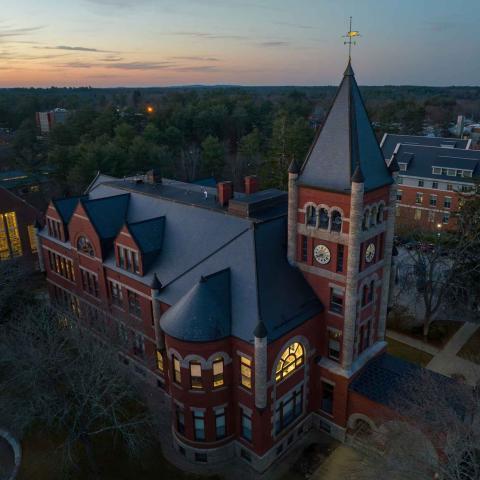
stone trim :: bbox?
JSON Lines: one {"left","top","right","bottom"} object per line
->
{"left": 0, "top": 428, "right": 21, "bottom": 480}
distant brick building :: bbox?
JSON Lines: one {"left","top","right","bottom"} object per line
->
{"left": 0, "top": 186, "right": 43, "bottom": 268}
{"left": 380, "top": 134, "right": 479, "bottom": 231}
{"left": 38, "top": 63, "right": 414, "bottom": 472}
{"left": 36, "top": 108, "right": 69, "bottom": 135}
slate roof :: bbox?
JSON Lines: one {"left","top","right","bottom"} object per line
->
{"left": 0, "top": 168, "right": 52, "bottom": 190}
{"left": 53, "top": 196, "right": 87, "bottom": 224}
{"left": 391, "top": 144, "right": 480, "bottom": 182}
{"left": 350, "top": 353, "right": 451, "bottom": 410}
{"left": 68, "top": 176, "right": 324, "bottom": 343}
{"left": 161, "top": 268, "right": 231, "bottom": 342}
{"left": 381, "top": 134, "right": 470, "bottom": 161}
{"left": 299, "top": 61, "right": 392, "bottom": 193}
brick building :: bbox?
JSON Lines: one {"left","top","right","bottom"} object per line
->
{"left": 38, "top": 63, "right": 412, "bottom": 472}
{"left": 380, "top": 134, "right": 479, "bottom": 231}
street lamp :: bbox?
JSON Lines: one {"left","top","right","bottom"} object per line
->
{"left": 146, "top": 105, "right": 154, "bottom": 114}
{"left": 436, "top": 223, "right": 442, "bottom": 240}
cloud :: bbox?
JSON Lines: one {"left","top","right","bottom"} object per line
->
{"left": 275, "top": 21, "right": 314, "bottom": 30}
{"left": 175, "top": 65, "right": 219, "bottom": 72}
{"left": 257, "top": 41, "right": 290, "bottom": 47}
{"left": 171, "top": 31, "right": 247, "bottom": 40}
{"left": 41, "top": 45, "right": 116, "bottom": 53}
{"left": 101, "top": 55, "right": 124, "bottom": 62}
{"left": 170, "top": 55, "right": 220, "bottom": 62}
{"left": 59, "top": 62, "right": 94, "bottom": 69}
{"left": 0, "top": 26, "right": 44, "bottom": 38}
{"left": 103, "top": 61, "right": 176, "bottom": 70}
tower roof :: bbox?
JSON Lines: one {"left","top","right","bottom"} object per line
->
{"left": 298, "top": 61, "right": 392, "bottom": 192}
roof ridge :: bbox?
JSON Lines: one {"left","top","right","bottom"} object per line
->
{"left": 128, "top": 215, "right": 165, "bottom": 226}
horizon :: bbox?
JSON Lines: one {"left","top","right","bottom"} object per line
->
{"left": 1, "top": 0, "right": 479, "bottom": 88}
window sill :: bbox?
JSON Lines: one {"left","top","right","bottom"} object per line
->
{"left": 327, "top": 310, "right": 344, "bottom": 318}
{"left": 188, "top": 389, "right": 206, "bottom": 394}
{"left": 237, "top": 385, "right": 252, "bottom": 395}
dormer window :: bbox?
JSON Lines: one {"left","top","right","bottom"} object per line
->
{"left": 331, "top": 211, "right": 342, "bottom": 233}
{"left": 77, "top": 236, "right": 94, "bottom": 257}
{"left": 117, "top": 245, "right": 140, "bottom": 274}
{"left": 318, "top": 208, "right": 329, "bottom": 229}
{"left": 306, "top": 205, "right": 316, "bottom": 227}
{"left": 47, "top": 217, "right": 62, "bottom": 240}
{"left": 399, "top": 163, "right": 407, "bottom": 171}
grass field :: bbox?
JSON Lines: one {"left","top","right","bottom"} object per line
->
{"left": 386, "top": 337, "right": 433, "bottom": 367}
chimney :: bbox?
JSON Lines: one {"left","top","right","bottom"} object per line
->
{"left": 217, "top": 181, "right": 233, "bottom": 207}
{"left": 244, "top": 175, "right": 259, "bottom": 195}
{"left": 145, "top": 168, "right": 162, "bottom": 184}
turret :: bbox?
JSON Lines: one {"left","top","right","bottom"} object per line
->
{"left": 253, "top": 320, "right": 268, "bottom": 410}
{"left": 287, "top": 158, "right": 300, "bottom": 266}
{"left": 150, "top": 273, "right": 165, "bottom": 351}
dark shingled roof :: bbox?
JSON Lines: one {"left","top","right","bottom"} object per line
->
{"left": 390, "top": 144, "right": 480, "bottom": 182}
{"left": 128, "top": 216, "right": 165, "bottom": 272}
{"left": 299, "top": 61, "right": 392, "bottom": 193}
{"left": 381, "top": 134, "right": 470, "bottom": 161}
{"left": 160, "top": 268, "right": 231, "bottom": 342}
{"left": 53, "top": 196, "right": 87, "bottom": 224}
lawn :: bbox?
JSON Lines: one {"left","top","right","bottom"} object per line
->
{"left": 387, "top": 338, "right": 433, "bottom": 367}
{"left": 17, "top": 431, "right": 219, "bottom": 480}
{"left": 458, "top": 327, "right": 480, "bottom": 365}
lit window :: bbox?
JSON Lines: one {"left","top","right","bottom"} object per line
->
{"left": 190, "top": 362, "right": 202, "bottom": 389}
{"left": 4, "top": 212, "right": 22, "bottom": 257}
{"left": 328, "top": 330, "right": 341, "bottom": 360}
{"left": 415, "top": 192, "right": 423, "bottom": 204}
{"left": 212, "top": 357, "right": 224, "bottom": 388}
{"left": 0, "top": 214, "right": 10, "bottom": 260}
{"left": 240, "top": 356, "right": 252, "bottom": 389}
{"left": 173, "top": 356, "right": 181, "bottom": 384}
{"left": 28, "top": 225, "right": 37, "bottom": 253}
{"left": 156, "top": 350, "right": 164, "bottom": 372}
{"left": 275, "top": 342, "right": 304, "bottom": 382}
{"left": 414, "top": 209, "right": 422, "bottom": 220}
{"left": 77, "top": 236, "right": 94, "bottom": 256}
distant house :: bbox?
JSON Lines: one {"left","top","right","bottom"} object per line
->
{"left": 36, "top": 108, "right": 69, "bottom": 134}
{"left": 380, "top": 134, "right": 478, "bottom": 231}
{"left": 0, "top": 186, "right": 43, "bottom": 269}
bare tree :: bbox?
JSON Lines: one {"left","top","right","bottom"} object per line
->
{"left": 351, "top": 369, "right": 480, "bottom": 480}
{"left": 0, "top": 303, "right": 155, "bottom": 477}
{"left": 0, "top": 259, "right": 33, "bottom": 319}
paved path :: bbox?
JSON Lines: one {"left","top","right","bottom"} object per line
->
{"left": 386, "top": 329, "right": 440, "bottom": 355}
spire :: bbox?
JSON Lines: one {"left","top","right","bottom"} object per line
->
{"left": 150, "top": 273, "right": 162, "bottom": 291}
{"left": 351, "top": 164, "right": 365, "bottom": 183}
{"left": 253, "top": 320, "right": 267, "bottom": 339}
{"left": 298, "top": 65, "right": 392, "bottom": 193}
{"left": 288, "top": 157, "right": 300, "bottom": 174}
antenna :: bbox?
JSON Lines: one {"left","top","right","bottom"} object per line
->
{"left": 342, "top": 16, "right": 361, "bottom": 61}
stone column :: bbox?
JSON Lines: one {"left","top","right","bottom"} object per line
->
{"left": 34, "top": 221, "right": 45, "bottom": 272}
{"left": 378, "top": 172, "right": 398, "bottom": 340}
{"left": 287, "top": 163, "right": 299, "bottom": 266}
{"left": 342, "top": 170, "right": 364, "bottom": 371}
{"left": 150, "top": 274, "right": 165, "bottom": 351}
{"left": 254, "top": 321, "right": 268, "bottom": 410}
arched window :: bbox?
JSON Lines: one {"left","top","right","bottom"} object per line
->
{"left": 306, "top": 205, "right": 316, "bottom": 227}
{"left": 370, "top": 207, "right": 377, "bottom": 227}
{"left": 362, "top": 210, "right": 369, "bottom": 231}
{"left": 331, "top": 211, "right": 342, "bottom": 233}
{"left": 318, "top": 208, "right": 329, "bottom": 229}
{"left": 275, "top": 342, "right": 304, "bottom": 382}
{"left": 377, "top": 204, "right": 384, "bottom": 224}
{"left": 77, "top": 236, "right": 94, "bottom": 256}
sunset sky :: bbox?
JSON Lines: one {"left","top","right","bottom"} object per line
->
{"left": 1, "top": 0, "right": 478, "bottom": 87}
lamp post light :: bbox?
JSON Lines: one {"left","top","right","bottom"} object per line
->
{"left": 436, "top": 223, "right": 442, "bottom": 240}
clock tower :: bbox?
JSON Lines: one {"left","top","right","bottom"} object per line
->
{"left": 287, "top": 60, "right": 398, "bottom": 434}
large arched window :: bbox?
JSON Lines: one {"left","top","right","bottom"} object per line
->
{"left": 77, "top": 236, "right": 94, "bottom": 257}
{"left": 318, "top": 208, "right": 329, "bottom": 229}
{"left": 275, "top": 342, "right": 304, "bottom": 382}
{"left": 331, "top": 211, "right": 342, "bottom": 233}
{"left": 370, "top": 207, "right": 377, "bottom": 227}
{"left": 306, "top": 205, "right": 316, "bottom": 227}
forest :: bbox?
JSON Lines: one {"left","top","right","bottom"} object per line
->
{"left": 2, "top": 84, "right": 479, "bottom": 194}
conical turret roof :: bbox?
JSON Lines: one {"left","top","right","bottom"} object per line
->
{"left": 298, "top": 61, "right": 392, "bottom": 192}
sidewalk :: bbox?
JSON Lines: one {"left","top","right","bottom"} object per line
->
{"left": 386, "top": 329, "right": 439, "bottom": 355}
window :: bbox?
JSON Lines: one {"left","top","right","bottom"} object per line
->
{"left": 336, "top": 244, "right": 344, "bottom": 273}
{"left": 133, "top": 332, "right": 145, "bottom": 358}
{"left": 28, "top": 225, "right": 37, "bottom": 253}
{"left": 1, "top": 212, "right": 22, "bottom": 258}
{"left": 331, "top": 211, "right": 342, "bottom": 233}
{"left": 127, "top": 290, "right": 141, "bottom": 317}
{"left": 301, "top": 235, "right": 308, "bottom": 262}
{"left": 47, "top": 217, "right": 62, "bottom": 240}
{"left": 193, "top": 411, "right": 205, "bottom": 441}
{"left": 117, "top": 245, "right": 140, "bottom": 274}
{"left": 442, "top": 213, "right": 450, "bottom": 224}
{"left": 428, "top": 211, "right": 435, "bottom": 223}
{"left": 362, "top": 210, "right": 369, "bottom": 231}
{"left": 415, "top": 192, "right": 423, "bottom": 204}
{"left": 173, "top": 357, "right": 182, "bottom": 384}
{"left": 195, "top": 453, "right": 207, "bottom": 463}
{"left": 377, "top": 205, "right": 384, "bottom": 224}
{"left": 463, "top": 170, "right": 473, "bottom": 178}
{"left": 432, "top": 182, "right": 438, "bottom": 189}
{"left": 441, "top": 168, "right": 447, "bottom": 176}
{"left": 306, "top": 205, "right": 316, "bottom": 227}
{"left": 429, "top": 195, "right": 437, "bottom": 207}
{"left": 109, "top": 281, "right": 123, "bottom": 307}
{"left": 329, "top": 288, "right": 343, "bottom": 314}
{"left": 397, "top": 176, "right": 403, "bottom": 184}
{"left": 240, "top": 356, "right": 252, "bottom": 389}
{"left": 275, "top": 343, "right": 304, "bottom": 382}
{"left": 396, "top": 190, "right": 403, "bottom": 201}
{"left": 321, "top": 382, "right": 334, "bottom": 414}
{"left": 399, "top": 163, "right": 407, "bottom": 171}
{"left": 117, "top": 323, "right": 129, "bottom": 346}
{"left": 444, "top": 197, "right": 452, "bottom": 209}
{"left": 447, "top": 184, "right": 453, "bottom": 191}
{"left": 418, "top": 179, "right": 424, "bottom": 187}
{"left": 461, "top": 185, "right": 472, "bottom": 193}
{"left": 241, "top": 409, "right": 252, "bottom": 441}
{"left": 414, "top": 209, "right": 422, "bottom": 220}
{"left": 176, "top": 407, "right": 185, "bottom": 435}
{"left": 215, "top": 408, "right": 226, "bottom": 439}
{"left": 432, "top": 167, "right": 441, "bottom": 175}
{"left": 369, "top": 207, "right": 377, "bottom": 227}
{"left": 80, "top": 269, "right": 99, "bottom": 297}
{"left": 318, "top": 208, "right": 329, "bottom": 229}
{"left": 190, "top": 362, "right": 202, "bottom": 389}
{"left": 328, "top": 330, "right": 341, "bottom": 360}
{"left": 48, "top": 251, "right": 75, "bottom": 281}
{"left": 77, "top": 236, "right": 94, "bottom": 256}
{"left": 212, "top": 357, "right": 224, "bottom": 388}
{"left": 156, "top": 350, "right": 164, "bottom": 372}
{"left": 275, "top": 387, "right": 303, "bottom": 434}
{"left": 447, "top": 169, "right": 456, "bottom": 177}
{"left": 368, "top": 279, "right": 375, "bottom": 303}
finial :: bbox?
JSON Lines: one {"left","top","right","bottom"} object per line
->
{"left": 352, "top": 164, "right": 365, "bottom": 183}
{"left": 342, "top": 16, "right": 361, "bottom": 62}
{"left": 150, "top": 273, "right": 162, "bottom": 290}
{"left": 288, "top": 157, "right": 300, "bottom": 174}
{"left": 253, "top": 320, "right": 267, "bottom": 338}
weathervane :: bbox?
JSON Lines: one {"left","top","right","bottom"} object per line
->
{"left": 342, "top": 16, "right": 361, "bottom": 60}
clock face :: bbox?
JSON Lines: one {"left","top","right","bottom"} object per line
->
{"left": 314, "top": 244, "right": 331, "bottom": 265}
{"left": 365, "top": 243, "right": 376, "bottom": 263}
